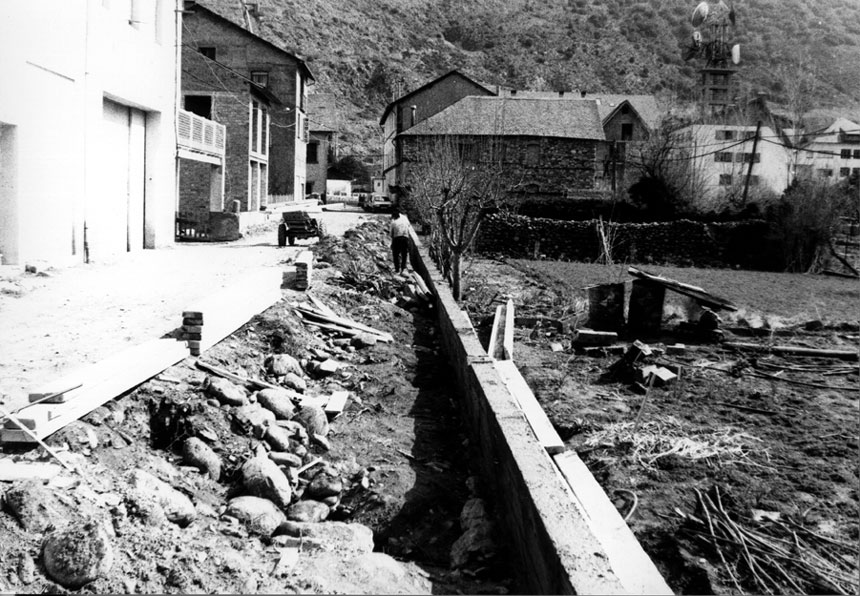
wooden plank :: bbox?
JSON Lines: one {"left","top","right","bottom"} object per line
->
{"left": 502, "top": 298, "right": 515, "bottom": 360}
{"left": 487, "top": 304, "right": 505, "bottom": 360}
{"left": 724, "top": 341, "right": 858, "bottom": 361}
{"left": 628, "top": 266, "right": 737, "bottom": 312}
{"left": 324, "top": 391, "right": 349, "bottom": 417}
{"left": 494, "top": 360, "right": 565, "bottom": 455}
{"left": 1, "top": 339, "right": 188, "bottom": 443}
{"left": 0, "top": 460, "right": 63, "bottom": 482}
{"left": 292, "top": 306, "right": 393, "bottom": 342}
{"left": 553, "top": 451, "right": 673, "bottom": 595}
{"left": 306, "top": 292, "right": 338, "bottom": 319}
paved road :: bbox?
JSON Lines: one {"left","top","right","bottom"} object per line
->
{"left": 0, "top": 207, "right": 379, "bottom": 411}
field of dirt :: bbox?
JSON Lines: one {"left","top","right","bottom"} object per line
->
{"left": 0, "top": 220, "right": 515, "bottom": 595}
{"left": 461, "top": 256, "right": 859, "bottom": 595}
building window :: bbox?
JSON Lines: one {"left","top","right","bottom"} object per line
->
{"left": 840, "top": 167, "right": 850, "bottom": 177}
{"left": 715, "top": 130, "right": 735, "bottom": 141}
{"left": 841, "top": 149, "right": 852, "bottom": 159}
{"left": 719, "top": 174, "right": 733, "bottom": 185}
{"left": 714, "top": 152, "right": 733, "bottom": 163}
{"left": 251, "top": 71, "right": 269, "bottom": 87}
{"left": 853, "top": 168, "right": 860, "bottom": 177}
{"left": 307, "top": 142, "right": 319, "bottom": 164}
{"left": 198, "top": 46, "right": 216, "bottom": 60}
{"left": 818, "top": 168, "right": 833, "bottom": 178}
{"left": 749, "top": 175, "right": 760, "bottom": 186}
{"left": 621, "top": 123, "right": 633, "bottom": 141}
{"left": 184, "top": 95, "right": 212, "bottom": 119}
{"left": 620, "top": 104, "right": 630, "bottom": 115}
{"left": 735, "top": 152, "right": 760, "bottom": 163}
{"left": 854, "top": 150, "right": 860, "bottom": 159}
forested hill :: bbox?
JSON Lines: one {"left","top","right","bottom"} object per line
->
{"left": 201, "top": 0, "right": 860, "bottom": 155}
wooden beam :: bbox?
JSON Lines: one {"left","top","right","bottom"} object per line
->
{"left": 292, "top": 306, "right": 393, "bottom": 342}
{"left": 503, "top": 298, "right": 515, "bottom": 360}
{"left": 487, "top": 304, "right": 505, "bottom": 360}
{"left": 494, "top": 360, "right": 565, "bottom": 455}
{"left": 0, "top": 460, "right": 63, "bottom": 482}
{"left": 553, "top": 452, "right": 673, "bottom": 595}
{"left": 628, "top": 266, "right": 737, "bottom": 312}
{"left": 724, "top": 342, "right": 858, "bottom": 361}
{"left": 1, "top": 339, "right": 189, "bottom": 443}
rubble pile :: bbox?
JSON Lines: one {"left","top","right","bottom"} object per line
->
{"left": 0, "top": 220, "right": 512, "bottom": 595}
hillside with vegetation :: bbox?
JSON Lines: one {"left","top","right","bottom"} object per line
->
{"left": 203, "top": 0, "right": 860, "bottom": 156}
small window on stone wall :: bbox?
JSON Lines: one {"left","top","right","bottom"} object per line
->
{"left": 524, "top": 143, "right": 540, "bottom": 166}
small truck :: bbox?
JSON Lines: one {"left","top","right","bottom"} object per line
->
{"left": 278, "top": 210, "right": 325, "bottom": 246}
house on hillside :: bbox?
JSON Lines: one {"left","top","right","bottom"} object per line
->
{"left": 306, "top": 94, "right": 339, "bottom": 198}
{"left": 0, "top": 0, "right": 179, "bottom": 267}
{"left": 180, "top": 1, "right": 314, "bottom": 214}
{"left": 789, "top": 118, "right": 860, "bottom": 184}
{"left": 380, "top": 70, "right": 496, "bottom": 202}
{"left": 397, "top": 96, "right": 606, "bottom": 211}
{"left": 673, "top": 123, "right": 790, "bottom": 210}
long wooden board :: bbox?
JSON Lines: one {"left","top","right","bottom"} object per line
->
{"left": 628, "top": 266, "right": 737, "bottom": 311}
{"left": 487, "top": 304, "right": 505, "bottom": 360}
{"left": 494, "top": 360, "right": 565, "bottom": 455}
{"left": 553, "top": 451, "right": 673, "bottom": 595}
{"left": 724, "top": 341, "right": 858, "bottom": 361}
{"left": 1, "top": 338, "right": 188, "bottom": 443}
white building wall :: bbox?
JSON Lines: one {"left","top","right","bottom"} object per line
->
{"left": 0, "top": 0, "right": 179, "bottom": 267}
{"left": 678, "top": 124, "right": 790, "bottom": 210}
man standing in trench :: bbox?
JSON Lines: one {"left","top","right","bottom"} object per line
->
{"left": 390, "top": 208, "right": 411, "bottom": 274}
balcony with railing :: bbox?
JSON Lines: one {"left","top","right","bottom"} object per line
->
{"left": 177, "top": 109, "right": 226, "bottom": 162}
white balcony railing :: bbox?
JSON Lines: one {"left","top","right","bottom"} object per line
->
{"left": 177, "top": 109, "right": 226, "bottom": 158}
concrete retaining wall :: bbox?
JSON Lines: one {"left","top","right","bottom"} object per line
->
{"left": 407, "top": 230, "right": 671, "bottom": 595}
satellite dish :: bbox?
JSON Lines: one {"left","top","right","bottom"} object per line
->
{"left": 691, "top": 2, "right": 709, "bottom": 27}
{"left": 731, "top": 44, "right": 740, "bottom": 64}
{"left": 692, "top": 30, "right": 702, "bottom": 46}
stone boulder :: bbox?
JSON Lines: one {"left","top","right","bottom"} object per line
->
{"left": 42, "top": 520, "right": 113, "bottom": 589}
{"left": 182, "top": 437, "right": 221, "bottom": 480}
{"left": 204, "top": 376, "right": 247, "bottom": 407}
{"left": 232, "top": 404, "right": 276, "bottom": 438}
{"left": 294, "top": 404, "right": 329, "bottom": 438}
{"left": 224, "top": 496, "right": 286, "bottom": 536}
{"left": 285, "top": 500, "right": 329, "bottom": 523}
{"left": 265, "top": 354, "right": 302, "bottom": 377}
{"left": 126, "top": 469, "right": 196, "bottom": 527}
{"left": 3, "top": 481, "right": 68, "bottom": 533}
{"left": 241, "top": 454, "right": 292, "bottom": 510}
{"left": 255, "top": 388, "right": 297, "bottom": 420}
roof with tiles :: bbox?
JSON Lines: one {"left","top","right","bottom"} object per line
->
{"left": 495, "top": 89, "right": 660, "bottom": 130}
{"left": 399, "top": 96, "right": 606, "bottom": 140}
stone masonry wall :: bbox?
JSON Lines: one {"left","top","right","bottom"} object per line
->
{"left": 476, "top": 213, "right": 776, "bottom": 269}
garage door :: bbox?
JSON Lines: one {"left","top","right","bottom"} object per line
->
{"left": 89, "top": 99, "right": 145, "bottom": 260}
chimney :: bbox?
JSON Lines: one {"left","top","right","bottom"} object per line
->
{"left": 511, "top": 89, "right": 518, "bottom": 96}
{"left": 580, "top": 90, "right": 587, "bottom": 98}
{"left": 410, "top": 105, "right": 416, "bottom": 127}
{"left": 558, "top": 91, "right": 564, "bottom": 97}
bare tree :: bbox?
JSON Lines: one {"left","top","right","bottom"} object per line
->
{"left": 775, "top": 48, "right": 818, "bottom": 183}
{"left": 404, "top": 135, "right": 520, "bottom": 300}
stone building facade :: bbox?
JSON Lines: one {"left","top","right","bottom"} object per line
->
{"left": 180, "top": 1, "right": 313, "bottom": 205}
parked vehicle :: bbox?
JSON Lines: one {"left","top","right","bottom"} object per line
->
{"left": 363, "top": 194, "right": 393, "bottom": 212}
{"left": 278, "top": 210, "right": 325, "bottom": 246}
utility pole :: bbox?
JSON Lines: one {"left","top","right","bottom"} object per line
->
{"left": 742, "top": 120, "right": 762, "bottom": 205}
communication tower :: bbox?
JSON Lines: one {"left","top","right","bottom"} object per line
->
{"left": 683, "top": 1, "right": 741, "bottom": 117}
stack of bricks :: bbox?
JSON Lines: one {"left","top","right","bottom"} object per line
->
{"left": 293, "top": 250, "right": 313, "bottom": 291}
{"left": 182, "top": 310, "right": 204, "bottom": 356}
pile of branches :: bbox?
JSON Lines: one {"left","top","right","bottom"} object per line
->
{"left": 679, "top": 486, "right": 859, "bottom": 595}
{"left": 583, "top": 418, "right": 766, "bottom": 470}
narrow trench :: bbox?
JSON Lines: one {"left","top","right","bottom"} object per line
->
{"left": 364, "top": 309, "right": 519, "bottom": 594}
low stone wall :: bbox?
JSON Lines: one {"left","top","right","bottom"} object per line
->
{"left": 476, "top": 213, "right": 775, "bottom": 269}
{"left": 407, "top": 229, "right": 671, "bottom": 595}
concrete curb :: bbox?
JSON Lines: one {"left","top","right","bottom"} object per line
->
{"left": 407, "top": 230, "right": 671, "bottom": 595}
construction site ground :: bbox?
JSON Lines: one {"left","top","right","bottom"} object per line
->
{"left": 0, "top": 211, "right": 515, "bottom": 594}
{"left": 461, "top": 257, "right": 859, "bottom": 595}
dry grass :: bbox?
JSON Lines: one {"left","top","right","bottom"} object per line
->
{"left": 510, "top": 259, "right": 860, "bottom": 324}
{"left": 584, "top": 417, "right": 767, "bottom": 470}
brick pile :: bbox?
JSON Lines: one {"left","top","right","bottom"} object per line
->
{"left": 182, "top": 310, "right": 204, "bottom": 356}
